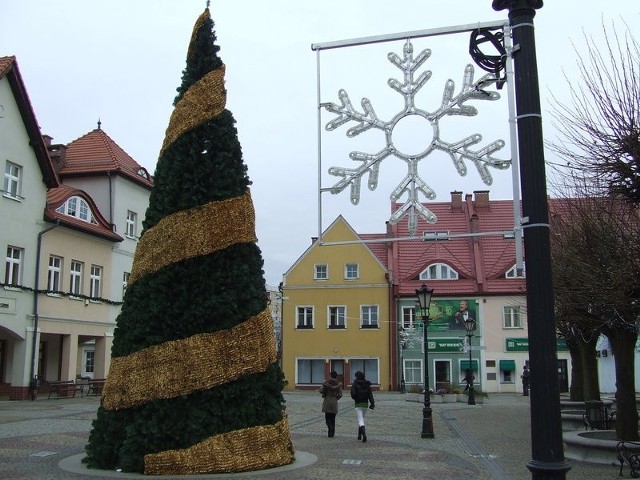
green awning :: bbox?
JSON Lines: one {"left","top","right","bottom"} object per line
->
{"left": 500, "top": 360, "right": 516, "bottom": 371}
{"left": 460, "top": 360, "right": 478, "bottom": 371}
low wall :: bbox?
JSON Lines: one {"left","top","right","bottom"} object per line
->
{"left": 563, "top": 430, "right": 619, "bottom": 465}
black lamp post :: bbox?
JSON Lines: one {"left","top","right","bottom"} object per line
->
{"left": 492, "top": 1, "right": 570, "bottom": 478}
{"left": 415, "top": 283, "right": 434, "bottom": 438}
{"left": 464, "top": 317, "right": 476, "bottom": 405}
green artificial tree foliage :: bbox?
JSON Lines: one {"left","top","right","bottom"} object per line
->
{"left": 85, "top": 8, "right": 291, "bottom": 473}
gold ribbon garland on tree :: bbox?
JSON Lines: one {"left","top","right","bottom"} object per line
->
{"left": 145, "top": 417, "right": 292, "bottom": 475}
{"left": 128, "top": 190, "right": 256, "bottom": 285}
{"left": 102, "top": 308, "right": 277, "bottom": 411}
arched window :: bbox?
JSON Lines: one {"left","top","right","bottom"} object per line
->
{"left": 505, "top": 264, "right": 526, "bottom": 278}
{"left": 419, "top": 263, "right": 459, "bottom": 280}
{"left": 56, "top": 196, "right": 98, "bottom": 224}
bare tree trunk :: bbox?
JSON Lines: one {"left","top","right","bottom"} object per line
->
{"left": 607, "top": 328, "right": 639, "bottom": 441}
{"left": 580, "top": 337, "right": 601, "bottom": 401}
{"left": 567, "top": 340, "right": 583, "bottom": 401}
{"left": 567, "top": 336, "right": 600, "bottom": 401}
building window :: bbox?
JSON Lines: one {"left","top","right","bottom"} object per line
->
{"left": 126, "top": 210, "right": 137, "bottom": 238}
{"left": 47, "top": 255, "right": 62, "bottom": 292}
{"left": 328, "top": 306, "right": 346, "bottom": 329}
{"left": 350, "top": 358, "right": 379, "bottom": 384}
{"left": 297, "top": 359, "right": 324, "bottom": 384}
{"left": 3, "top": 161, "right": 22, "bottom": 199}
{"left": 361, "top": 305, "right": 379, "bottom": 328}
{"left": 122, "top": 272, "right": 130, "bottom": 298}
{"left": 4, "top": 246, "right": 22, "bottom": 285}
{"left": 69, "top": 260, "right": 83, "bottom": 296}
{"left": 505, "top": 264, "right": 526, "bottom": 278}
{"left": 90, "top": 265, "right": 102, "bottom": 299}
{"left": 56, "top": 196, "right": 98, "bottom": 224}
{"left": 420, "top": 263, "right": 459, "bottom": 280}
{"left": 404, "top": 359, "right": 422, "bottom": 384}
{"left": 314, "top": 264, "right": 328, "bottom": 280}
{"left": 345, "top": 263, "right": 359, "bottom": 280}
{"left": 296, "top": 306, "right": 314, "bottom": 329}
{"left": 402, "top": 306, "right": 416, "bottom": 329}
{"left": 503, "top": 306, "right": 522, "bottom": 328}
{"left": 85, "top": 350, "right": 95, "bottom": 373}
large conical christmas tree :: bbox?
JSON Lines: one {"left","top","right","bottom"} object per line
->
{"left": 85, "top": 7, "right": 293, "bottom": 475}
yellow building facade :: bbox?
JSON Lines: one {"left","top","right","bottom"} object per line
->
{"left": 281, "top": 216, "right": 390, "bottom": 390}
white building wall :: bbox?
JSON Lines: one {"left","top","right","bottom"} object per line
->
{"left": 0, "top": 75, "right": 52, "bottom": 388}
{"left": 109, "top": 176, "right": 151, "bottom": 322}
{"left": 478, "top": 295, "right": 572, "bottom": 395}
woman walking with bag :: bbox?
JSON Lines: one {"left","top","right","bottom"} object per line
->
{"left": 350, "top": 370, "right": 375, "bottom": 442}
{"left": 319, "top": 371, "right": 342, "bottom": 437}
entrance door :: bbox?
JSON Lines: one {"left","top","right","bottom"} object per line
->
{"left": 435, "top": 360, "right": 451, "bottom": 392}
{"left": 557, "top": 359, "right": 569, "bottom": 393}
{"left": 330, "top": 359, "right": 345, "bottom": 386}
{"left": 81, "top": 348, "right": 95, "bottom": 379}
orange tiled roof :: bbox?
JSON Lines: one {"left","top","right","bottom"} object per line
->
{"left": 60, "top": 128, "right": 153, "bottom": 189}
{"left": 45, "top": 185, "right": 123, "bottom": 242}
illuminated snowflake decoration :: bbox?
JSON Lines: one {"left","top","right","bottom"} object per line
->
{"left": 321, "top": 39, "right": 510, "bottom": 235}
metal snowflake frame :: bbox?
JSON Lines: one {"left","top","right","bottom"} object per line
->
{"left": 319, "top": 36, "right": 511, "bottom": 236}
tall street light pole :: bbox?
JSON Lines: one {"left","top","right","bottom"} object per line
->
{"left": 416, "top": 284, "right": 434, "bottom": 439}
{"left": 492, "top": 1, "right": 570, "bottom": 478}
{"left": 464, "top": 317, "right": 476, "bottom": 405}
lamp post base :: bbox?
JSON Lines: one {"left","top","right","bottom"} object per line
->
{"left": 468, "top": 385, "right": 476, "bottom": 405}
{"left": 421, "top": 405, "right": 435, "bottom": 438}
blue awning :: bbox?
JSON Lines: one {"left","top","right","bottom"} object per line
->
{"left": 500, "top": 360, "right": 516, "bottom": 371}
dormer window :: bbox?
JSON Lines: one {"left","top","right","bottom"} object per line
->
{"left": 56, "top": 196, "right": 98, "bottom": 224}
{"left": 505, "top": 264, "right": 526, "bottom": 278}
{"left": 419, "top": 263, "right": 459, "bottom": 280}
{"left": 137, "top": 167, "right": 149, "bottom": 179}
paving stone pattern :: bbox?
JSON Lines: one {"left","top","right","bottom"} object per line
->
{"left": 0, "top": 392, "right": 624, "bottom": 479}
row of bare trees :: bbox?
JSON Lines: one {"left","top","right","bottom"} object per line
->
{"left": 547, "top": 21, "right": 640, "bottom": 441}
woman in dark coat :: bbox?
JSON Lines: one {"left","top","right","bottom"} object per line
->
{"left": 319, "top": 371, "right": 342, "bottom": 437}
{"left": 350, "top": 370, "right": 375, "bottom": 442}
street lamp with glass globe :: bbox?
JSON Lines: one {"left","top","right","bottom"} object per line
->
{"left": 464, "top": 317, "right": 477, "bottom": 405}
{"left": 415, "top": 284, "right": 435, "bottom": 438}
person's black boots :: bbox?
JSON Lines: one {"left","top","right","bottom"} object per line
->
{"left": 357, "top": 426, "right": 363, "bottom": 440}
{"left": 361, "top": 426, "right": 367, "bottom": 443}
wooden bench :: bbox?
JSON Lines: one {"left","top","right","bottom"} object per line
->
{"left": 617, "top": 440, "right": 640, "bottom": 477}
{"left": 86, "top": 378, "right": 106, "bottom": 396}
{"left": 47, "top": 380, "right": 82, "bottom": 399}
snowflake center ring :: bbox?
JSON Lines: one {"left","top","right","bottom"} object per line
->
{"left": 389, "top": 113, "right": 433, "bottom": 159}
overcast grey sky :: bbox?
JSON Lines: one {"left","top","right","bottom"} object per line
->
{"left": 2, "top": 1, "right": 638, "bottom": 286}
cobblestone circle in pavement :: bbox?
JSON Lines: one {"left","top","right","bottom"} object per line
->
{"left": 0, "top": 391, "right": 624, "bottom": 479}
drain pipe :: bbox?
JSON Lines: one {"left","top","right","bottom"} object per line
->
{"left": 29, "top": 220, "right": 59, "bottom": 400}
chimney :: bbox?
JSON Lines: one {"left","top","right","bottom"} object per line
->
{"left": 47, "top": 142, "right": 68, "bottom": 173}
{"left": 450, "top": 191, "right": 463, "bottom": 212}
{"left": 470, "top": 213, "right": 479, "bottom": 233}
{"left": 474, "top": 190, "right": 490, "bottom": 209}
{"left": 42, "top": 134, "right": 53, "bottom": 147}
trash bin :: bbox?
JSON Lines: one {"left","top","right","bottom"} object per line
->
{"left": 585, "top": 400, "right": 605, "bottom": 429}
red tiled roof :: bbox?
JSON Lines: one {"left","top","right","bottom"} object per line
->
{"left": 359, "top": 233, "right": 388, "bottom": 266}
{"left": 387, "top": 192, "right": 527, "bottom": 297}
{"left": 0, "top": 56, "right": 15, "bottom": 76}
{"left": 60, "top": 128, "right": 153, "bottom": 189}
{"left": 45, "top": 185, "right": 123, "bottom": 242}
